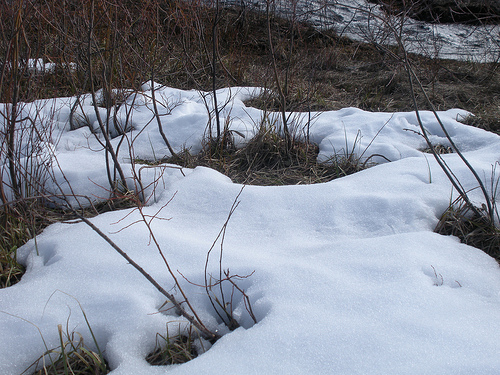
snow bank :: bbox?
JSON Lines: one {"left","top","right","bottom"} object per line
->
{"left": 1, "top": 84, "right": 500, "bottom": 374}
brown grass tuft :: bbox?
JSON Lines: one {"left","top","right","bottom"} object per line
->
{"left": 155, "top": 125, "right": 369, "bottom": 186}
{"left": 435, "top": 197, "right": 500, "bottom": 262}
{"left": 146, "top": 332, "right": 198, "bottom": 366}
{"left": 24, "top": 325, "right": 109, "bottom": 375}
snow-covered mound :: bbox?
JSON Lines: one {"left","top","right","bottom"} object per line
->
{"left": 1, "top": 85, "right": 500, "bottom": 374}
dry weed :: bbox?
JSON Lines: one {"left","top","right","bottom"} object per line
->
{"left": 435, "top": 197, "right": 500, "bottom": 262}
{"left": 146, "top": 329, "right": 198, "bottom": 366}
{"left": 159, "top": 127, "right": 368, "bottom": 186}
{"left": 24, "top": 325, "right": 109, "bottom": 375}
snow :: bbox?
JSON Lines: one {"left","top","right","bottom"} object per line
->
{"left": 1, "top": 82, "right": 500, "bottom": 374}
{"left": 2, "top": 2, "right": 500, "bottom": 371}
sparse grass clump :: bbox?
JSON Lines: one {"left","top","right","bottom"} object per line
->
{"left": 156, "top": 126, "right": 369, "bottom": 186}
{"left": 435, "top": 198, "right": 500, "bottom": 262}
{"left": 0, "top": 243, "right": 24, "bottom": 289}
{"left": 0, "top": 195, "right": 141, "bottom": 289}
{"left": 458, "top": 112, "right": 500, "bottom": 135}
{"left": 0, "top": 205, "right": 33, "bottom": 288}
{"left": 146, "top": 332, "right": 198, "bottom": 366}
{"left": 225, "top": 128, "right": 322, "bottom": 185}
{"left": 421, "top": 144, "right": 453, "bottom": 154}
{"left": 24, "top": 325, "right": 109, "bottom": 375}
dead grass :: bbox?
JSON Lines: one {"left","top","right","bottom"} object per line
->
{"left": 5, "top": 3, "right": 498, "bottom": 131}
{"left": 155, "top": 125, "right": 368, "bottom": 186}
{"left": 24, "top": 325, "right": 109, "bottom": 375}
{"left": 219, "top": 14, "right": 500, "bottom": 133}
{"left": 421, "top": 144, "right": 454, "bottom": 154}
{"left": 0, "top": 195, "right": 140, "bottom": 289}
{"left": 435, "top": 198, "right": 500, "bottom": 262}
{"left": 146, "top": 331, "right": 198, "bottom": 366}
{"left": 458, "top": 112, "right": 500, "bottom": 135}
{"left": 0, "top": 244, "right": 24, "bottom": 289}
{"left": 0, "top": 205, "right": 34, "bottom": 288}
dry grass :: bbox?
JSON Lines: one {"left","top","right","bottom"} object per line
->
{"left": 24, "top": 325, "right": 109, "bottom": 375}
{"left": 435, "top": 197, "right": 500, "bottom": 262}
{"left": 421, "top": 144, "right": 454, "bottom": 154}
{"left": 0, "top": 195, "right": 140, "bottom": 289}
{"left": 156, "top": 124, "right": 369, "bottom": 186}
{"left": 0, "top": 205, "right": 34, "bottom": 288}
{"left": 0, "top": 244, "right": 24, "bottom": 289}
{"left": 146, "top": 330, "right": 198, "bottom": 366}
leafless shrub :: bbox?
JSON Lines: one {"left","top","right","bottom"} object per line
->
{"left": 365, "top": 0, "right": 500, "bottom": 258}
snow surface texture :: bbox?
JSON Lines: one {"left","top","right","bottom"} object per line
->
{"left": 1, "top": 83, "right": 500, "bottom": 374}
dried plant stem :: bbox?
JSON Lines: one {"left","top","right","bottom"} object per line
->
{"left": 365, "top": 4, "right": 495, "bottom": 224}
{"left": 70, "top": 210, "right": 220, "bottom": 343}
{"left": 401, "top": 49, "right": 489, "bottom": 222}
{"left": 266, "top": 0, "right": 291, "bottom": 149}
{"left": 204, "top": 186, "right": 248, "bottom": 330}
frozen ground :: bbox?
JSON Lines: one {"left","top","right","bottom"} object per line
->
{"left": 1, "top": 84, "right": 500, "bottom": 374}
